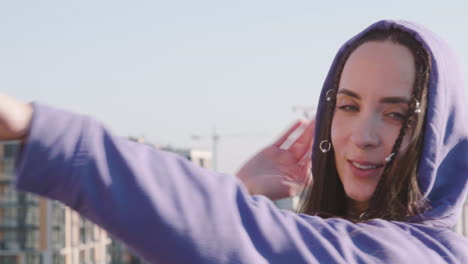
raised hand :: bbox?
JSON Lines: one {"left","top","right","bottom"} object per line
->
{"left": 0, "top": 93, "right": 33, "bottom": 141}
{"left": 236, "top": 119, "right": 315, "bottom": 200}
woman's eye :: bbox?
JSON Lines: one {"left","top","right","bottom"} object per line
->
{"left": 387, "top": 112, "right": 407, "bottom": 121}
{"left": 338, "top": 105, "right": 358, "bottom": 112}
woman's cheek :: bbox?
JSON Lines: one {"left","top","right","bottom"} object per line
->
{"left": 380, "top": 123, "right": 405, "bottom": 150}
{"left": 331, "top": 114, "right": 346, "bottom": 148}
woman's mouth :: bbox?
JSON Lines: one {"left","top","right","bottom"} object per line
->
{"left": 351, "top": 161, "right": 379, "bottom": 170}
{"left": 347, "top": 160, "right": 384, "bottom": 178}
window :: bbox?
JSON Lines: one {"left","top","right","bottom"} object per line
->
{"left": 52, "top": 203, "right": 65, "bottom": 225}
{"left": 52, "top": 223, "right": 65, "bottom": 249}
{"left": 0, "top": 256, "right": 17, "bottom": 264}
{"left": 89, "top": 248, "right": 96, "bottom": 264}
{"left": 85, "top": 221, "right": 94, "bottom": 243}
{"left": 106, "top": 242, "right": 114, "bottom": 263}
{"left": 25, "top": 253, "right": 41, "bottom": 264}
{"left": 25, "top": 206, "right": 39, "bottom": 225}
{"left": 51, "top": 202, "right": 66, "bottom": 248}
{"left": 93, "top": 226, "right": 100, "bottom": 241}
{"left": 3, "top": 144, "right": 18, "bottom": 160}
{"left": 3, "top": 230, "right": 19, "bottom": 249}
{"left": 0, "top": 163, "right": 4, "bottom": 178}
{"left": 1, "top": 185, "right": 18, "bottom": 203}
{"left": 2, "top": 160, "right": 14, "bottom": 178}
{"left": 3, "top": 207, "right": 18, "bottom": 226}
{"left": 79, "top": 250, "right": 85, "bottom": 264}
{"left": 25, "top": 229, "right": 39, "bottom": 249}
{"left": 26, "top": 193, "right": 39, "bottom": 204}
{"left": 52, "top": 252, "right": 65, "bottom": 264}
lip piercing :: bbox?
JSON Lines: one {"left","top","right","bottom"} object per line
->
{"left": 320, "top": 140, "right": 332, "bottom": 153}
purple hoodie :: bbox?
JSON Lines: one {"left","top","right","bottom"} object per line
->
{"left": 15, "top": 20, "right": 468, "bottom": 263}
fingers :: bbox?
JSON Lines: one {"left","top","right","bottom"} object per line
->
{"left": 287, "top": 119, "right": 315, "bottom": 160}
{"left": 304, "top": 170, "right": 313, "bottom": 187}
{"left": 298, "top": 149, "right": 311, "bottom": 167}
{"left": 273, "top": 120, "right": 304, "bottom": 148}
{"left": 0, "top": 94, "right": 33, "bottom": 141}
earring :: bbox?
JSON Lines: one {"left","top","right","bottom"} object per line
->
{"left": 359, "top": 211, "right": 367, "bottom": 220}
{"left": 414, "top": 100, "right": 422, "bottom": 114}
{"left": 325, "top": 89, "right": 333, "bottom": 102}
{"left": 385, "top": 152, "right": 395, "bottom": 162}
{"left": 320, "top": 140, "right": 332, "bottom": 153}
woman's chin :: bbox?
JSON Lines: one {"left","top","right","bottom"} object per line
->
{"left": 346, "top": 191, "right": 372, "bottom": 203}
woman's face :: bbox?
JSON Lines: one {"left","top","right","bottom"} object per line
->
{"left": 331, "top": 41, "right": 415, "bottom": 209}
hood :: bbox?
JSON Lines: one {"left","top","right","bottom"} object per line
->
{"left": 312, "top": 20, "right": 468, "bottom": 228}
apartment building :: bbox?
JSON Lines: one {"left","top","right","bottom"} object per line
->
{"left": 0, "top": 141, "right": 110, "bottom": 264}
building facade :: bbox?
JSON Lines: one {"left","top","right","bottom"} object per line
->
{"left": 0, "top": 141, "right": 110, "bottom": 264}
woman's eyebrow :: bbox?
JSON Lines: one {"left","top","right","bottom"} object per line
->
{"left": 337, "top": 88, "right": 410, "bottom": 104}
{"left": 337, "top": 89, "right": 360, "bottom": 99}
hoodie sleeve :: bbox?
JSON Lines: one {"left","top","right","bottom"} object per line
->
{"left": 14, "top": 104, "right": 467, "bottom": 264}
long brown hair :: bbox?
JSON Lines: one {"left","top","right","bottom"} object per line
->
{"left": 298, "top": 28, "right": 431, "bottom": 221}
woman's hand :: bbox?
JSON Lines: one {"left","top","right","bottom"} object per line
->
{"left": 236, "top": 119, "right": 315, "bottom": 200}
{"left": 0, "top": 93, "right": 33, "bottom": 141}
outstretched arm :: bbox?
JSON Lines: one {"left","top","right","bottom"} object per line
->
{"left": 13, "top": 101, "right": 320, "bottom": 263}
{"left": 2, "top": 95, "right": 455, "bottom": 263}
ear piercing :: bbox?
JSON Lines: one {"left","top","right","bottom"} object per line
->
{"left": 414, "top": 100, "right": 422, "bottom": 114}
{"left": 359, "top": 211, "right": 368, "bottom": 220}
{"left": 385, "top": 153, "right": 395, "bottom": 162}
{"left": 326, "top": 89, "right": 333, "bottom": 102}
{"left": 320, "top": 140, "right": 332, "bottom": 153}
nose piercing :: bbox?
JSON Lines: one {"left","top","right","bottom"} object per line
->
{"left": 414, "top": 100, "right": 422, "bottom": 114}
{"left": 325, "top": 89, "right": 333, "bottom": 102}
{"left": 385, "top": 152, "right": 395, "bottom": 162}
{"left": 320, "top": 140, "right": 332, "bottom": 153}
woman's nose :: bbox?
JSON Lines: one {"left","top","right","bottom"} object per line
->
{"left": 349, "top": 115, "right": 380, "bottom": 149}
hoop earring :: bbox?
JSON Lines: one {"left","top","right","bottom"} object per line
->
{"left": 320, "top": 140, "right": 332, "bottom": 153}
{"left": 325, "top": 89, "right": 333, "bottom": 102}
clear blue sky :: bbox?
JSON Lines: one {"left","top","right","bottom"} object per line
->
{"left": 2, "top": 1, "right": 467, "bottom": 174}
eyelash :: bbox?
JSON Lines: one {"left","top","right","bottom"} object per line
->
{"left": 338, "top": 105, "right": 358, "bottom": 112}
{"left": 337, "top": 105, "right": 407, "bottom": 121}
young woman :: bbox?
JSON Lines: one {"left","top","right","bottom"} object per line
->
{"left": 4, "top": 20, "right": 468, "bottom": 263}
{"left": 238, "top": 23, "right": 438, "bottom": 222}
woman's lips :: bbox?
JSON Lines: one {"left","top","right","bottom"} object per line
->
{"left": 347, "top": 160, "right": 384, "bottom": 178}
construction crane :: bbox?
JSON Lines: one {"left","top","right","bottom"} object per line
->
{"left": 292, "top": 105, "right": 316, "bottom": 119}
{"left": 191, "top": 127, "right": 220, "bottom": 172}
{"left": 191, "top": 128, "right": 267, "bottom": 172}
